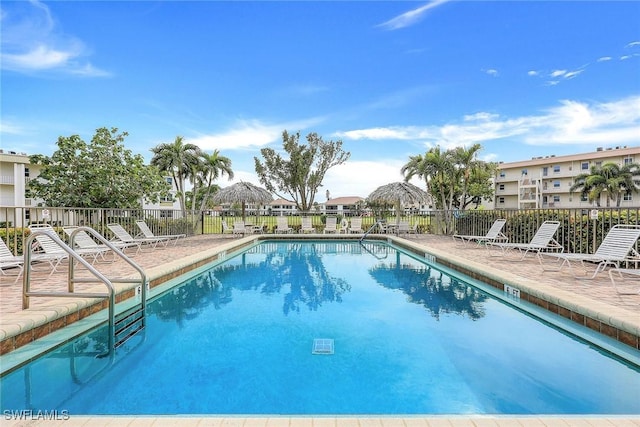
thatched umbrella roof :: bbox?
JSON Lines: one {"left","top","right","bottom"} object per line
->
{"left": 212, "top": 181, "right": 273, "bottom": 221}
{"left": 367, "top": 182, "right": 429, "bottom": 223}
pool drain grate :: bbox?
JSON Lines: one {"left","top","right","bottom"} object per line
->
{"left": 312, "top": 338, "right": 334, "bottom": 355}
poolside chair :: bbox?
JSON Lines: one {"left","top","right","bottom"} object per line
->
{"left": 397, "top": 220, "right": 418, "bottom": 236}
{"left": 608, "top": 268, "right": 640, "bottom": 295}
{"left": 301, "top": 217, "right": 315, "bottom": 233}
{"left": 135, "top": 220, "right": 185, "bottom": 245}
{"left": 232, "top": 220, "right": 246, "bottom": 237}
{"left": 63, "top": 226, "right": 141, "bottom": 258}
{"left": 487, "top": 220, "right": 562, "bottom": 259}
{"left": 107, "top": 223, "right": 166, "bottom": 249}
{"left": 453, "top": 219, "right": 508, "bottom": 247}
{"left": 26, "top": 225, "right": 70, "bottom": 272}
{"left": 275, "top": 217, "right": 293, "bottom": 234}
{"left": 0, "top": 239, "right": 24, "bottom": 283}
{"left": 538, "top": 224, "right": 640, "bottom": 279}
{"left": 221, "top": 220, "right": 234, "bottom": 236}
{"left": 247, "top": 220, "right": 265, "bottom": 234}
{"left": 348, "top": 217, "right": 364, "bottom": 234}
{"left": 323, "top": 217, "right": 338, "bottom": 234}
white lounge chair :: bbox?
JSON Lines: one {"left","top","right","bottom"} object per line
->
{"left": 221, "top": 220, "right": 233, "bottom": 236}
{"left": 63, "top": 226, "right": 140, "bottom": 258}
{"left": 453, "top": 219, "right": 508, "bottom": 247}
{"left": 487, "top": 220, "right": 562, "bottom": 259}
{"left": 348, "top": 217, "right": 364, "bottom": 234}
{"left": 323, "top": 217, "right": 338, "bottom": 234}
{"left": 538, "top": 224, "right": 640, "bottom": 279}
{"left": 107, "top": 223, "right": 166, "bottom": 249}
{"left": 26, "top": 224, "right": 70, "bottom": 272}
{"left": 397, "top": 220, "right": 418, "bottom": 236}
{"left": 247, "top": 221, "right": 265, "bottom": 234}
{"left": 301, "top": 217, "right": 315, "bottom": 233}
{"left": 275, "top": 217, "right": 293, "bottom": 234}
{"left": 233, "top": 220, "right": 246, "bottom": 237}
{"left": 0, "top": 239, "right": 24, "bottom": 283}
{"left": 608, "top": 268, "right": 640, "bottom": 295}
{"left": 135, "top": 220, "right": 185, "bottom": 245}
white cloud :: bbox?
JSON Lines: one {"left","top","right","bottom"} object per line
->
{"left": 323, "top": 160, "right": 424, "bottom": 198}
{"left": 186, "top": 117, "right": 326, "bottom": 151}
{"left": 527, "top": 70, "right": 539, "bottom": 76}
{"left": 597, "top": 56, "right": 612, "bottom": 62}
{"left": 626, "top": 41, "right": 640, "bottom": 48}
{"left": 377, "top": 0, "right": 450, "bottom": 31}
{"left": 484, "top": 69, "right": 499, "bottom": 77}
{"left": 338, "top": 95, "right": 640, "bottom": 149}
{"left": 550, "top": 69, "right": 567, "bottom": 78}
{"left": 0, "top": 0, "right": 109, "bottom": 76}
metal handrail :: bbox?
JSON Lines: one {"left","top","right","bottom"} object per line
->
{"left": 22, "top": 227, "right": 148, "bottom": 356}
{"left": 360, "top": 219, "right": 384, "bottom": 242}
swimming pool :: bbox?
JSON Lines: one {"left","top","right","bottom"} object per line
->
{"left": 1, "top": 240, "right": 639, "bottom": 415}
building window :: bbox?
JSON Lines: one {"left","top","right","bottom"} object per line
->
{"left": 499, "top": 171, "right": 506, "bottom": 178}
{"left": 595, "top": 161, "right": 602, "bottom": 167}
{"left": 624, "top": 157, "right": 633, "bottom": 165}
{"left": 580, "top": 193, "right": 588, "bottom": 202}
{"left": 581, "top": 162, "right": 589, "bottom": 170}
{"left": 542, "top": 167, "right": 548, "bottom": 177}
{"left": 498, "top": 197, "right": 505, "bottom": 204}
{"left": 553, "top": 165, "right": 560, "bottom": 173}
{"left": 623, "top": 192, "right": 632, "bottom": 201}
{"left": 553, "top": 195, "right": 560, "bottom": 203}
{"left": 521, "top": 169, "right": 528, "bottom": 176}
{"left": 498, "top": 184, "right": 505, "bottom": 191}
{"left": 25, "top": 168, "right": 30, "bottom": 177}
{"left": 542, "top": 195, "right": 548, "bottom": 204}
{"left": 553, "top": 180, "right": 560, "bottom": 188}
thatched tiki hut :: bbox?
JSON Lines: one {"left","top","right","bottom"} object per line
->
{"left": 367, "top": 181, "right": 429, "bottom": 225}
{"left": 212, "top": 181, "right": 273, "bottom": 221}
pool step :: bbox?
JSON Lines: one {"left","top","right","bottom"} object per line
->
{"left": 114, "top": 305, "right": 145, "bottom": 348}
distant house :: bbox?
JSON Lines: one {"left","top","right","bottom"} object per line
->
{"left": 269, "top": 198, "right": 298, "bottom": 216}
{"left": 322, "top": 196, "right": 365, "bottom": 217}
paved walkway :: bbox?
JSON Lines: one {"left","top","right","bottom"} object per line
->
{"left": 1, "top": 233, "right": 639, "bottom": 427}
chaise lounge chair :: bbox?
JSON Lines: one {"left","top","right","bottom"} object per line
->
{"left": 453, "top": 218, "right": 508, "bottom": 247}
{"left": 323, "top": 217, "right": 338, "bottom": 234}
{"left": 63, "top": 226, "right": 141, "bottom": 258}
{"left": 275, "top": 217, "right": 293, "bottom": 233}
{"left": 487, "top": 220, "right": 562, "bottom": 259}
{"left": 538, "top": 224, "right": 640, "bottom": 279}
{"left": 301, "top": 217, "right": 315, "bottom": 233}
{"left": 348, "top": 217, "right": 364, "bottom": 234}
{"left": 107, "top": 223, "right": 167, "bottom": 249}
{"left": 135, "top": 220, "right": 185, "bottom": 245}
{"left": 0, "top": 239, "right": 25, "bottom": 283}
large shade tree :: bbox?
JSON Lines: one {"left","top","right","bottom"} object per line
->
{"left": 254, "top": 130, "right": 350, "bottom": 212}
{"left": 29, "top": 127, "right": 169, "bottom": 208}
{"left": 570, "top": 161, "right": 640, "bottom": 207}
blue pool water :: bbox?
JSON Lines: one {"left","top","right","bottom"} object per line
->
{"left": 2, "top": 240, "right": 639, "bottom": 415}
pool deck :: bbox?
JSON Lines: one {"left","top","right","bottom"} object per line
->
{"left": 1, "top": 233, "right": 639, "bottom": 426}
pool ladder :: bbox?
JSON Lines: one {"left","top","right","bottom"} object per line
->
{"left": 23, "top": 226, "right": 148, "bottom": 357}
{"left": 360, "top": 220, "right": 385, "bottom": 242}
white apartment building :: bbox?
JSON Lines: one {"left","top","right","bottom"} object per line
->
{"left": 494, "top": 146, "right": 640, "bottom": 209}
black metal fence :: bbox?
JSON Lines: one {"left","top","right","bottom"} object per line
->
{"left": 1, "top": 206, "right": 639, "bottom": 257}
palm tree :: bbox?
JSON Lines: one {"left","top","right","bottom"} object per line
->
{"left": 150, "top": 136, "right": 201, "bottom": 216}
{"left": 198, "top": 150, "right": 234, "bottom": 214}
{"left": 570, "top": 162, "right": 640, "bottom": 207}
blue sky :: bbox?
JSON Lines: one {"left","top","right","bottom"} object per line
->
{"left": 2, "top": 0, "right": 640, "bottom": 199}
